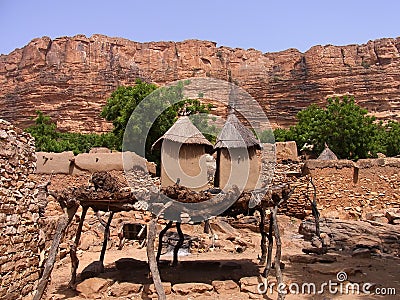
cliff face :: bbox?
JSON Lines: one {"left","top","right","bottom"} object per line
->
{"left": 0, "top": 34, "right": 399, "bottom": 132}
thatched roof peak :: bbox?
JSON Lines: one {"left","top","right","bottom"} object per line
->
{"left": 152, "top": 116, "right": 213, "bottom": 151}
{"left": 214, "top": 113, "right": 261, "bottom": 150}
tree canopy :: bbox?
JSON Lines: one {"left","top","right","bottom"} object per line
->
{"left": 101, "top": 79, "right": 214, "bottom": 162}
{"left": 25, "top": 111, "right": 117, "bottom": 154}
{"left": 274, "top": 96, "right": 400, "bottom": 160}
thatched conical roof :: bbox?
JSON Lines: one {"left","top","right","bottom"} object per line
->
{"left": 317, "top": 144, "right": 338, "bottom": 160}
{"left": 152, "top": 116, "right": 213, "bottom": 152}
{"left": 214, "top": 113, "right": 261, "bottom": 150}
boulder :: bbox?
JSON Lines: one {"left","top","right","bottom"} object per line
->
{"left": 385, "top": 209, "right": 400, "bottom": 224}
{"left": 275, "top": 141, "right": 298, "bottom": 162}
{"left": 239, "top": 276, "right": 263, "bottom": 294}
{"left": 109, "top": 282, "right": 143, "bottom": 296}
{"left": 352, "top": 248, "right": 372, "bottom": 259}
{"left": 144, "top": 282, "right": 172, "bottom": 296}
{"left": 172, "top": 282, "right": 213, "bottom": 295}
{"left": 212, "top": 280, "right": 240, "bottom": 294}
{"left": 76, "top": 277, "right": 112, "bottom": 297}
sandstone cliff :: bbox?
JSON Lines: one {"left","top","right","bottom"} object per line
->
{"left": 0, "top": 34, "right": 399, "bottom": 132}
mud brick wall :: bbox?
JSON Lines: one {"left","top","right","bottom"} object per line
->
{"left": 0, "top": 119, "right": 39, "bottom": 299}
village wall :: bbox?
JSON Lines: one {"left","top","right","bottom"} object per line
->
{"left": 0, "top": 120, "right": 39, "bottom": 299}
{"left": 299, "top": 157, "right": 400, "bottom": 218}
{"left": 36, "top": 151, "right": 156, "bottom": 175}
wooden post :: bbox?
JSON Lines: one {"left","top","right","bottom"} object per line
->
{"left": 272, "top": 205, "right": 284, "bottom": 300}
{"left": 33, "top": 204, "right": 79, "bottom": 300}
{"left": 69, "top": 206, "right": 88, "bottom": 288}
{"left": 172, "top": 222, "right": 184, "bottom": 266}
{"left": 353, "top": 166, "right": 359, "bottom": 184}
{"left": 156, "top": 221, "right": 173, "bottom": 262}
{"left": 203, "top": 220, "right": 211, "bottom": 234}
{"left": 258, "top": 208, "right": 267, "bottom": 265}
{"left": 99, "top": 212, "right": 114, "bottom": 264}
{"left": 263, "top": 212, "right": 274, "bottom": 278}
{"left": 147, "top": 218, "right": 167, "bottom": 300}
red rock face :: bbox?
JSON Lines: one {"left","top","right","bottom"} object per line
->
{"left": 0, "top": 34, "right": 399, "bottom": 132}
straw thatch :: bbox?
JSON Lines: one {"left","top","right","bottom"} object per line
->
{"left": 152, "top": 116, "right": 213, "bottom": 152}
{"left": 317, "top": 144, "right": 338, "bottom": 160}
{"left": 214, "top": 113, "right": 261, "bottom": 150}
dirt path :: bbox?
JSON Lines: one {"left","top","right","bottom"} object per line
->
{"left": 42, "top": 215, "right": 400, "bottom": 299}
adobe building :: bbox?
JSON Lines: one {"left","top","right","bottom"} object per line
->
{"left": 152, "top": 116, "right": 213, "bottom": 191}
{"left": 214, "top": 113, "right": 262, "bottom": 192}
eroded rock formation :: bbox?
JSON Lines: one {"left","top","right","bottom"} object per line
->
{"left": 0, "top": 34, "right": 399, "bottom": 132}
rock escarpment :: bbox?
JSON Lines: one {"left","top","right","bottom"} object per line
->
{"left": 0, "top": 34, "right": 399, "bottom": 132}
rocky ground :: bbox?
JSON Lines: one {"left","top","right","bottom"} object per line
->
{"left": 31, "top": 169, "right": 400, "bottom": 300}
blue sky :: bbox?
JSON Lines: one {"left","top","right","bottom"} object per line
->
{"left": 1, "top": 0, "right": 400, "bottom": 55}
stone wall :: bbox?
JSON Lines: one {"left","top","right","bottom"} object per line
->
{"left": 0, "top": 119, "right": 39, "bottom": 299}
{"left": 301, "top": 158, "right": 400, "bottom": 219}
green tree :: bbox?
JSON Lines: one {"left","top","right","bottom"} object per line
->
{"left": 274, "top": 96, "right": 386, "bottom": 160}
{"left": 256, "top": 129, "right": 275, "bottom": 143}
{"left": 26, "top": 111, "right": 118, "bottom": 154}
{"left": 101, "top": 79, "right": 214, "bottom": 162}
{"left": 25, "top": 111, "right": 59, "bottom": 152}
{"left": 101, "top": 79, "right": 158, "bottom": 147}
{"left": 384, "top": 121, "right": 400, "bottom": 157}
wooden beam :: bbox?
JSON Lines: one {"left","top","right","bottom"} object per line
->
{"left": 69, "top": 206, "right": 89, "bottom": 288}
{"left": 156, "top": 221, "right": 173, "bottom": 262}
{"left": 99, "top": 212, "right": 114, "bottom": 264}
{"left": 33, "top": 204, "right": 79, "bottom": 300}
{"left": 147, "top": 219, "right": 166, "bottom": 300}
{"left": 172, "top": 222, "right": 184, "bottom": 266}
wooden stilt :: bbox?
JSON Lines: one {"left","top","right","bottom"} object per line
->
{"left": 33, "top": 204, "right": 79, "bottom": 300}
{"left": 203, "top": 220, "right": 211, "bottom": 234}
{"left": 172, "top": 222, "right": 184, "bottom": 266}
{"left": 69, "top": 206, "right": 88, "bottom": 288}
{"left": 147, "top": 219, "right": 167, "bottom": 300}
{"left": 272, "top": 205, "right": 284, "bottom": 300}
{"left": 258, "top": 208, "right": 267, "bottom": 265}
{"left": 263, "top": 212, "right": 274, "bottom": 277}
{"left": 156, "top": 221, "right": 173, "bottom": 262}
{"left": 99, "top": 211, "right": 114, "bottom": 264}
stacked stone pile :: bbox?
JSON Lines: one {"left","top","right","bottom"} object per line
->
{"left": 271, "top": 161, "right": 312, "bottom": 218}
{"left": 0, "top": 119, "right": 39, "bottom": 299}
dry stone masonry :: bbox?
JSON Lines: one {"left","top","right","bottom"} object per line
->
{"left": 0, "top": 119, "right": 39, "bottom": 299}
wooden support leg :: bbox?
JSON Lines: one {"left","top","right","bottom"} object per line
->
{"left": 147, "top": 218, "right": 167, "bottom": 300}
{"left": 69, "top": 206, "right": 88, "bottom": 288}
{"left": 258, "top": 208, "right": 267, "bottom": 265}
{"left": 203, "top": 220, "right": 211, "bottom": 234}
{"left": 99, "top": 211, "right": 114, "bottom": 264}
{"left": 156, "top": 221, "right": 173, "bottom": 262}
{"left": 272, "top": 205, "right": 284, "bottom": 300}
{"left": 263, "top": 212, "right": 274, "bottom": 277}
{"left": 172, "top": 222, "right": 184, "bottom": 267}
{"left": 34, "top": 204, "right": 79, "bottom": 300}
